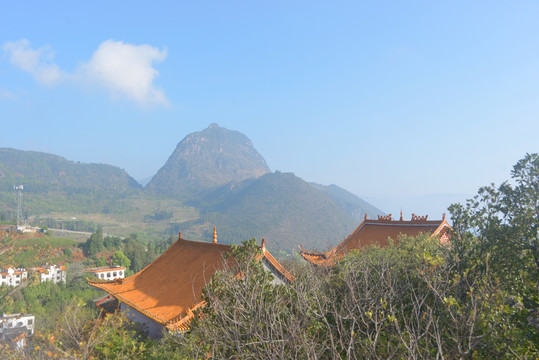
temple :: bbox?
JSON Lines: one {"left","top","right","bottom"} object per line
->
{"left": 88, "top": 229, "right": 294, "bottom": 338}
{"left": 299, "top": 212, "right": 451, "bottom": 266}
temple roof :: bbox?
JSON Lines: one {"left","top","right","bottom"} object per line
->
{"left": 94, "top": 294, "right": 119, "bottom": 314}
{"left": 88, "top": 233, "right": 293, "bottom": 332}
{"left": 299, "top": 213, "right": 451, "bottom": 266}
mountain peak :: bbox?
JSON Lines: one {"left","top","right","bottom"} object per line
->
{"left": 146, "top": 125, "right": 270, "bottom": 197}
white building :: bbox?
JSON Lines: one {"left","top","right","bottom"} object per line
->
{"left": 87, "top": 266, "right": 126, "bottom": 280}
{"left": 0, "top": 313, "right": 34, "bottom": 349}
{"left": 15, "top": 225, "right": 43, "bottom": 233}
{"left": 0, "top": 268, "right": 28, "bottom": 287}
{"left": 30, "top": 265, "right": 67, "bottom": 284}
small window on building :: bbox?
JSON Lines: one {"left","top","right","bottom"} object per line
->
{"left": 2, "top": 275, "right": 6, "bottom": 279}
{"left": 113, "top": 272, "right": 117, "bottom": 277}
{"left": 28, "top": 319, "right": 33, "bottom": 325}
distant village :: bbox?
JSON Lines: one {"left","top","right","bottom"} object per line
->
{"left": 0, "top": 261, "right": 126, "bottom": 349}
{"left": 0, "top": 220, "right": 128, "bottom": 351}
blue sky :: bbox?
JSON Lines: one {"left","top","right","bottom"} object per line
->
{"left": 1, "top": 1, "right": 538, "bottom": 216}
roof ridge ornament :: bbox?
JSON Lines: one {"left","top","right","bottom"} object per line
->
{"left": 400, "top": 210, "right": 403, "bottom": 221}
{"left": 213, "top": 227, "right": 217, "bottom": 244}
{"left": 261, "top": 238, "right": 266, "bottom": 254}
{"left": 178, "top": 231, "right": 182, "bottom": 239}
{"left": 411, "top": 213, "right": 428, "bottom": 221}
{"left": 377, "top": 214, "right": 392, "bottom": 221}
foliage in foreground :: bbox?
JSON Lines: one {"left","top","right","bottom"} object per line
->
{"left": 172, "top": 234, "right": 535, "bottom": 359}
{"left": 1, "top": 154, "right": 537, "bottom": 359}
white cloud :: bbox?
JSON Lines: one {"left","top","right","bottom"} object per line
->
{"left": 2, "top": 39, "right": 169, "bottom": 106}
{"left": 2, "top": 39, "right": 64, "bottom": 85}
{"left": 0, "top": 88, "right": 17, "bottom": 101}
{"left": 77, "top": 40, "right": 169, "bottom": 106}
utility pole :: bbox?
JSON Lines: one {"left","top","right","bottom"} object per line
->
{"left": 14, "top": 185, "right": 23, "bottom": 227}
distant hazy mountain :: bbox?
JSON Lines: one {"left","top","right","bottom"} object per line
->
{"left": 0, "top": 148, "right": 141, "bottom": 193}
{"left": 137, "top": 176, "right": 153, "bottom": 187}
{"left": 310, "top": 183, "right": 385, "bottom": 220}
{"left": 183, "top": 172, "right": 360, "bottom": 252}
{"left": 145, "top": 123, "right": 270, "bottom": 197}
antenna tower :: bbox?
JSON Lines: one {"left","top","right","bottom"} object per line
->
{"left": 14, "top": 185, "right": 23, "bottom": 226}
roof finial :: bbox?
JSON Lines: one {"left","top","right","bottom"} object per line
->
{"left": 443, "top": 213, "right": 446, "bottom": 220}
{"left": 261, "top": 238, "right": 266, "bottom": 253}
{"left": 213, "top": 227, "right": 217, "bottom": 244}
{"left": 364, "top": 212, "right": 368, "bottom": 220}
{"left": 400, "top": 209, "right": 403, "bottom": 221}
{"left": 411, "top": 213, "right": 428, "bottom": 221}
{"left": 178, "top": 231, "right": 182, "bottom": 239}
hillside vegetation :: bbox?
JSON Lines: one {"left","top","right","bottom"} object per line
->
{"left": 185, "top": 172, "right": 359, "bottom": 251}
{"left": 310, "top": 182, "right": 384, "bottom": 220}
{"left": 0, "top": 148, "right": 141, "bottom": 193}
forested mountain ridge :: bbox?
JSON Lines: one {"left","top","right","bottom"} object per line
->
{"left": 183, "top": 172, "right": 371, "bottom": 251}
{"left": 145, "top": 123, "right": 270, "bottom": 197}
{"left": 0, "top": 148, "right": 141, "bottom": 193}
{"left": 309, "top": 183, "right": 385, "bottom": 220}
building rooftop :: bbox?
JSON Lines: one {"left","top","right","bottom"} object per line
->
{"left": 299, "top": 212, "right": 451, "bottom": 266}
{"left": 30, "top": 265, "right": 66, "bottom": 273}
{"left": 88, "top": 231, "right": 293, "bottom": 332}
{"left": 87, "top": 266, "right": 126, "bottom": 273}
{"left": 1, "top": 313, "right": 33, "bottom": 320}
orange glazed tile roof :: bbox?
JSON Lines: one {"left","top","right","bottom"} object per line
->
{"left": 88, "top": 234, "right": 293, "bottom": 332}
{"left": 260, "top": 238, "right": 295, "bottom": 283}
{"left": 299, "top": 213, "right": 451, "bottom": 266}
{"left": 94, "top": 294, "right": 120, "bottom": 314}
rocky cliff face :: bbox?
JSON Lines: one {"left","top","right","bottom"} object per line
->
{"left": 145, "top": 123, "right": 270, "bottom": 197}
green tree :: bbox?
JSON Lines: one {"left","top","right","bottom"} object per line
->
{"left": 178, "top": 239, "right": 305, "bottom": 358}
{"left": 448, "top": 153, "right": 539, "bottom": 355}
{"left": 84, "top": 229, "right": 104, "bottom": 256}
{"left": 96, "top": 256, "right": 107, "bottom": 267}
{"left": 104, "top": 235, "right": 122, "bottom": 250}
{"left": 112, "top": 250, "right": 131, "bottom": 269}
